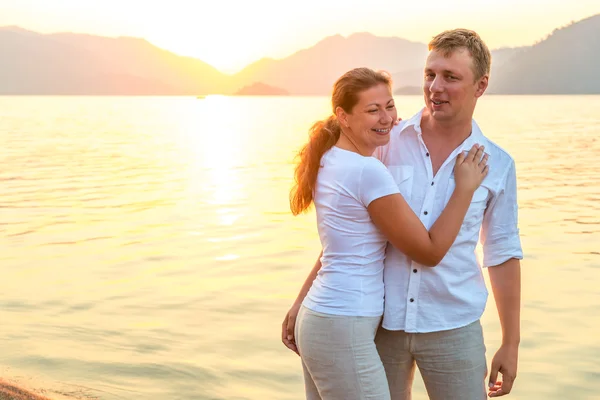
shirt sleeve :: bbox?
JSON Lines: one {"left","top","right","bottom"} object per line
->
{"left": 481, "top": 160, "right": 524, "bottom": 267}
{"left": 359, "top": 158, "right": 401, "bottom": 207}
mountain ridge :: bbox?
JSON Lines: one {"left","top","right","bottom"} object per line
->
{"left": 1, "top": 14, "right": 598, "bottom": 95}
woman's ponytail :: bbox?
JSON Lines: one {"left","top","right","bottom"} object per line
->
{"left": 290, "top": 116, "right": 340, "bottom": 215}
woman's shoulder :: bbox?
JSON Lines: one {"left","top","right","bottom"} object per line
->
{"left": 322, "top": 148, "right": 391, "bottom": 178}
{"left": 361, "top": 155, "right": 390, "bottom": 174}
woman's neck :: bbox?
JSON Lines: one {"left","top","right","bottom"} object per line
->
{"left": 336, "top": 131, "right": 373, "bottom": 157}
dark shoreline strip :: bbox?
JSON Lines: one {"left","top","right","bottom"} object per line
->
{"left": 0, "top": 379, "right": 52, "bottom": 400}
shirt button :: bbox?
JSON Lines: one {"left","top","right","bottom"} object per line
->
{"left": 410, "top": 298, "right": 415, "bottom": 302}
{"left": 431, "top": 181, "right": 434, "bottom": 186}
{"left": 426, "top": 152, "right": 430, "bottom": 157}
{"left": 413, "top": 269, "right": 417, "bottom": 273}
{"left": 424, "top": 211, "right": 428, "bottom": 215}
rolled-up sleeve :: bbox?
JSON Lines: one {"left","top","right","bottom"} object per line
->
{"left": 481, "top": 160, "right": 524, "bottom": 267}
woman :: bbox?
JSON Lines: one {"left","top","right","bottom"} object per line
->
{"left": 286, "top": 68, "right": 488, "bottom": 399}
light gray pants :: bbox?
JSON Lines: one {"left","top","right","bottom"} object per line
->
{"left": 295, "top": 305, "right": 391, "bottom": 400}
{"left": 374, "top": 320, "right": 487, "bottom": 400}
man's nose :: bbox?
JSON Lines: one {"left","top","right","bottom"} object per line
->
{"left": 430, "top": 76, "right": 443, "bottom": 93}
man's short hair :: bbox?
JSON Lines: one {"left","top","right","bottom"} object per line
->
{"left": 428, "top": 29, "right": 491, "bottom": 81}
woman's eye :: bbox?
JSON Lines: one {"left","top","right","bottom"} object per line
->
{"left": 387, "top": 105, "right": 395, "bottom": 110}
{"left": 368, "top": 109, "right": 378, "bottom": 113}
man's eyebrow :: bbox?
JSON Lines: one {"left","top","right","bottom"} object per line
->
{"left": 425, "top": 68, "right": 459, "bottom": 75}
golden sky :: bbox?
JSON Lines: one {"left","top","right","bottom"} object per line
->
{"left": 1, "top": 0, "right": 598, "bottom": 73}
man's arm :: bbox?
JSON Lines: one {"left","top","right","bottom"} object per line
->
{"left": 281, "top": 251, "right": 322, "bottom": 354}
{"left": 487, "top": 258, "right": 521, "bottom": 397}
{"left": 481, "top": 159, "right": 523, "bottom": 397}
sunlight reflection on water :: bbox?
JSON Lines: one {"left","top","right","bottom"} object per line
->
{"left": 0, "top": 95, "right": 599, "bottom": 400}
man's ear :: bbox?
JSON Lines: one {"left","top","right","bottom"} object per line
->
{"left": 475, "top": 75, "right": 489, "bottom": 98}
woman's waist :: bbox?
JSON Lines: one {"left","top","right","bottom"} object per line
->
{"left": 307, "top": 276, "right": 384, "bottom": 305}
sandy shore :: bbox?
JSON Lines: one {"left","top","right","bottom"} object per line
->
{"left": 0, "top": 380, "right": 52, "bottom": 400}
{"left": 0, "top": 369, "right": 99, "bottom": 400}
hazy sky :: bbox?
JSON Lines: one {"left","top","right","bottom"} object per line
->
{"left": 1, "top": 0, "right": 598, "bottom": 73}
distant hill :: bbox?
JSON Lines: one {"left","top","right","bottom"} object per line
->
{"left": 235, "top": 82, "right": 289, "bottom": 95}
{"left": 488, "top": 14, "right": 600, "bottom": 94}
{"left": 233, "top": 32, "right": 428, "bottom": 95}
{"left": 1, "top": 15, "right": 599, "bottom": 95}
{"left": 0, "top": 27, "right": 231, "bottom": 95}
{"left": 390, "top": 46, "right": 527, "bottom": 89}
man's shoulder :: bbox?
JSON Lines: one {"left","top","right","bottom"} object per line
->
{"left": 476, "top": 136, "right": 517, "bottom": 194}
{"left": 477, "top": 134, "right": 515, "bottom": 168}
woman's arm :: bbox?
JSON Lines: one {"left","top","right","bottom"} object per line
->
{"left": 291, "top": 250, "right": 322, "bottom": 306}
{"left": 281, "top": 251, "right": 322, "bottom": 354}
{"left": 368, "top": 145, "right": 487, "bottom": 266}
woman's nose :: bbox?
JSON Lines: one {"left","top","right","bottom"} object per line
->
{"left": 381, "top": 110, "right": 393, "bottom": 123}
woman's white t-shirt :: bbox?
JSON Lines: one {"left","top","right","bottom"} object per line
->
{"left": 302, "top": 146, "right": 400, "bottom": 317}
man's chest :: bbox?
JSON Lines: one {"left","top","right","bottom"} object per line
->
{"left": 384, "top": 144, "right": 454, "bottom": 213}
{"left": 383, "top": 136, "right": 494, "bottom": 228}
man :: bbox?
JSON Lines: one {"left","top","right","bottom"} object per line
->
{"left": 283, "top": 29, "right": 522, "bottom": 399}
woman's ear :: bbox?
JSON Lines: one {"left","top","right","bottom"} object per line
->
{"left": 335, "top": 106, "right": 349, "bottom": 128}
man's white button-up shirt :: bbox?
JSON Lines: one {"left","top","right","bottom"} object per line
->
{"left": 375, "top": 110, "right": 523, "bottom": 333}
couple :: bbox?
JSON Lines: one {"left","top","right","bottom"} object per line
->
{"left": 282, "top": 29, "right": 523, "bottom": 400}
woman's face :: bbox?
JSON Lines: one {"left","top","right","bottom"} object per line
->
{"left": 339, "top": 83, "right": 397, "bottom": 153}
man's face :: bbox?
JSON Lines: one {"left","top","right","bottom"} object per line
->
{"left": 423, "top": 48, "right": 487, "bottom": 124}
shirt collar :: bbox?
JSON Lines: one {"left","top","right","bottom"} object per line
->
{"left": 398, "top": 109, "right": 425, "bottom": 135}
{"left": 399, "top": 108, "right": 486, "bottom": 151}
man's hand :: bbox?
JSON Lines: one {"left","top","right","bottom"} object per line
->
{"left": 281, "top": 302, "right": 301, "bottom": 355}
{"left": 488, "top": 343, "right": 519, "bottom": 397}
{"left": 394, "top": 117, "right": 403, "bottom": 125}
{"left": 487, "top": 259, "right": 521, "bottom": 397}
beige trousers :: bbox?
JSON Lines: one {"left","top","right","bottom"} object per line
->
{"left": 295, "top": 305, "right": 391, "bottom": 400}
{"left": 374, "top": 320, "right": 488, "bottom": 400}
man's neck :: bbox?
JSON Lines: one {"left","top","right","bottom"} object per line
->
{"left": 421, "top": 112, "right": 473, "bottom": 148}
{"left": 420, "top": 111, "right": 475, "bottom": 176}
